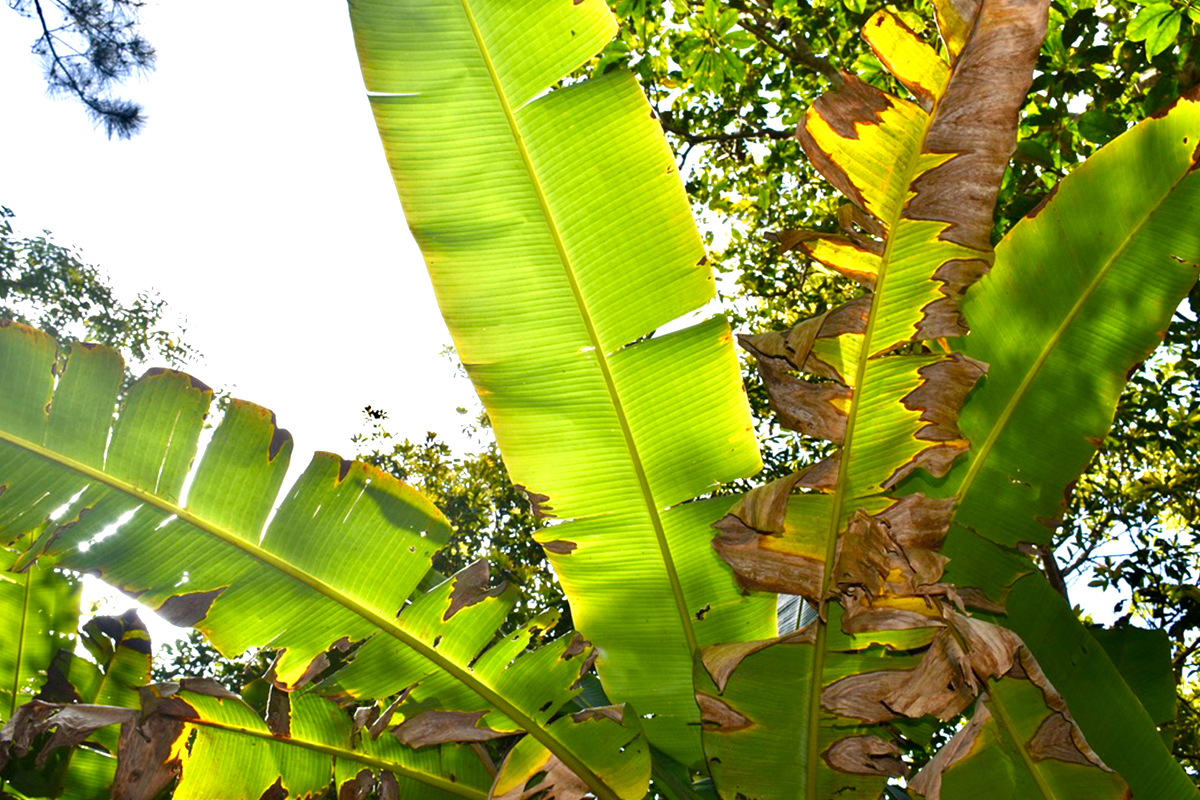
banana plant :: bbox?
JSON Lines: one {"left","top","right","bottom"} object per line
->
{"left": 2, "top": 0, "right": 1199, "bottom": 799}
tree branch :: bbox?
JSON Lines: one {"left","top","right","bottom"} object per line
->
{"left": 1038, "top": 543, "right": 1071, "bottom": 602}
{"left": 724, "top": 0, "right": 843, "bottom": 86}
{"left": 659, "top": 115, "right": 793, "bottom": 145}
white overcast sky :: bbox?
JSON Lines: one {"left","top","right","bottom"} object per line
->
{"left": 1, "top": 1, "right": 477, "bottom": 455}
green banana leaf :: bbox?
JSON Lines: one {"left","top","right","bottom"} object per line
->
{"left": 919, "top": 90, "right": 1200, "bottom": 798}
{"left": 0, "top": 325, "right": 647, "bottom": 800}
{"left": 695, "top": 3, "right": 1117, "bottom": 797}
{"left": 0, "top": 611, "right": 148, "bottom": 799}
{"left": 349, "top": 0, "right": 768, "bottom": 767}
{"left": 0, "top": 549, "right": 78, "bottom": 725}
{"left": 159, "top": 681, "right": 494, "bottom": 800}
{"left": 910, "top": 674, "right": 1129, "bottom": 800}
{"left": 946, "top": 91, "right": 1200, "bottom": 561}
{"left": 1001, "top": 576, "right": 1196, "bottom": 799}
{"left": 1090, "top": 625, "right": 1177, "bottom": 742}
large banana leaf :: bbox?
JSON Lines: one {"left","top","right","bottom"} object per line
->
{"left": 0, "top": 325, "right": 647, "bottom": 800}
{"left": 350, "top": 0, "right": 768, "bottom": 766}
{"left": 945, "top": 91, "right": 1200, "bottom": 560}
{"left": 922, "top": 91, "right": 1200, "bottom": 799}
{"left": 699, "top": 4, "right": 1072, "bottom": 798}
{"left": 709, "top": 31, "right": 1200, "bottom": 800}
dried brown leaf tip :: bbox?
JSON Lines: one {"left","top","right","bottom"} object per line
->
{"left": 493, "top": 752, "right": 592, "bottom": 800}
{"left": 741, "top": 297, "right": 870, "bottom": 386}
{"left": 904, "top": 0, "right": 1050, "bottom": 252}
{"left": 909, "top": 647, "right": 1130, "bottom": 800}
{"left": 0, "top": 700, "right": 184, "bottom": 800}
{"left": 830, "top": 495, "right": 957, "bottom": 630}
{"left": 883, "top": 353, "right": 987, "bottom": 490}
{"left": 0, "top": 701, "right": 133, "bottom": 770}
{"left": 696, "top": 694, "right": 754, "bottom": 733}
{"left": 796, "top": 73, "right": 896, "bottom": 218}
{"left": 339, "top": 769, "right": 376, "bottom": 800}
{"left": 754, "top": 356, "right": 851, "bottom": 444}
{"left": 393, "top": 710, "right": 509, "bottom": 748}
{"left": 515, "top": 485, "right": 555, "bottom": 519}
{"left": 822, "top": 735, "right": 906, "bottom": 777}
{"left": 711, "top": 478, "right": 826, "bottom": 597}
{"left": 445, "top": 560, "right": 508, "bottom": 621}
{"left": 699, "top": 627, "right": 816, "bottom": 693}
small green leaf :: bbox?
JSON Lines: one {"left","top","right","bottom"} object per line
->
{"left": 1146, "top": 9, "right": 1183, "bottom": 56}
{"left": 1014, "top": 138, "right": 1057, "bottom": 169}
{"left": 1127, "top": 4, "right": 1175, "bottom": 40}
{"left": 1077, "top": 110, "right": 1127, "bottom": 144}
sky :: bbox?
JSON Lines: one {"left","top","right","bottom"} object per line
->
{"left": 1, "top": 1, "right": 480, "bottom": 644}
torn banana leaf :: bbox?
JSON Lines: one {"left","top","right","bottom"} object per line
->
{"left": 693, "top": 626, "right": 918, "bottom": 800}
{"left": 350, "top": 0, "right": 768, "bottom": 767}
{"left": 702, "top": 502, "right": 1122, "bottom": 800}
{"left": 945, "top": 91, "right": 1200, "bottom": 557}
{"left": 709, "top": 1, "right": 1050, "bottom": 796}
{"left": 0, "top": 611, "right": 149, "bottom": 800}
{"left": 0, "top": 548, "right": 78, "bottom": 724}
{"left": 155, "top": 681, "right": 494, "bottom": 800}
{"left": 912, "top": 91, "right": 1200, "bottom": 798}
{"left": 1002, "top": 574, "right": 1198, "bottom": 800}
{"left": 910, "top": 669, "right": 1129, "bottom": 800}
{"left": 0, "top": 679, "right": 495, "bottom": 800}
{"left": 0, "top": 325, "right": 647, "bottom": 800}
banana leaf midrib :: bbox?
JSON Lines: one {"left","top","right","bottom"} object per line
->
{"left": 985, "top": 688, "right": 1057, "bottom": 800}
{"left": 804, "top": 85, "right": 939, "bottom": 800}
{"left": 954, "top": 166, "right": 1198, "bottom": 504}
{"left": 184, "top": 713, "right": 485, "bottom": 799}
{"left": 452, "top": 0, "right": 699, "bottom": 656}
{"left": 0, "top": 427, "right": 616, "bottom": 800}
{"left": 9, "top": 535, "right": 34, "bottom": 719}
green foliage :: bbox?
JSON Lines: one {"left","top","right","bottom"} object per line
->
{"left": 0, "top": 207, "right": 195, "bottom": 368}
{"left": 585, "top": 0, "right": 1200, "bottom": 772}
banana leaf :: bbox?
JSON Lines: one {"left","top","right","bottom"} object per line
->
{"left": 349, "top": 0, "right": 769, "bottom": 767}
{"left": 922, "top": 89, "right": 1200, "bottom": 799}
{"left": 0, "top": 549, "right": 78, "bottom": 725}
{"left": 0, "top": 325, "right": 647, "bottom": 800}
{"left": 694, "top": 2, "right": 1147, "bottom": 797}
{"left": 0, "top": 678, "right": 495, "bottom": 800}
